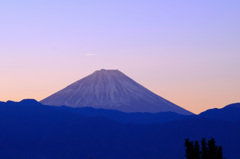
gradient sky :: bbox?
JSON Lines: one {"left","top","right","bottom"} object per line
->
{"left": 1, "top": 0, "right": 239, "bottom": 114}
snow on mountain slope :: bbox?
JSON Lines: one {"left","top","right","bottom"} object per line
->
{"left": 41, "top": 69, "right": 193, "bottom": 115}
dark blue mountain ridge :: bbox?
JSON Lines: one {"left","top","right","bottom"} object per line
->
{"left": 5, "top": 99, "right": 42, "bottom": 106}
{"left": 59, "top": 106, "right": 194, "bottom": 125}
{"left": 199, "top": 103, "right": 240, "bottom": 122}
{"left": 0, "top": 100, "right": 239, "bottom": 159}
{"left": 0, "top": 100, "right": 240, "bottom": 158}
{"left": 1, "top": 99, "right": 194, "bottom": 125}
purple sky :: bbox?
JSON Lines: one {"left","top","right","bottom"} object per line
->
{"left": 0, "top": 0, "right": 239, "bottom": 113}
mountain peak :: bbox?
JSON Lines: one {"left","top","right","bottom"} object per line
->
{"left": 41, "top": 69, "right": 193, "bottom": 115}
{"left": 92, "top": 69, "right": 122, "bottom": 76}
{"left": 96, "top": 69, "right": 119, "bottom": 72}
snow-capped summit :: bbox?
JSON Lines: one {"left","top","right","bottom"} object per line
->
{"left": 41, "top": 69, "right": 193, "bottom": 115}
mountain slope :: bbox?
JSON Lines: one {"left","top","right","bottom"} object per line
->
{"left": 41, "top": 69, "right": 192, "bottom": 115}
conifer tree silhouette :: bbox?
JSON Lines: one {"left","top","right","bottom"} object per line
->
{"left": 217, "top": 146, "right": 223, "bottom": 159}
{"left": 207, "top": 138, "right": 217, "bottom": 159}
{"left": 201, "top": 138, "right": 207, "bottom": 159}
{"left": 194, "top": 141, "right": 200, "bottom": 159}
{"left": 185, "top": 138, "right": 225, "bottom": 159}
{"left": 185, "top": 139, "right": 194, "bottom": 159}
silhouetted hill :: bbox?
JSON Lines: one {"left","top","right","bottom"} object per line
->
{"left": 0, "top": 100, "right": 239, "bottom": 159}
{"left": 59, "top": 106, "right": 194, "bottom": 125}
{"left": 199, "top": 103, "right": 240, "bottom": 122}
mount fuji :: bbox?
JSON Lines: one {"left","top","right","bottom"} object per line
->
{"left": 41, "top": 69, "right": 192, "bottom": 115}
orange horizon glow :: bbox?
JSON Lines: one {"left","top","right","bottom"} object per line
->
{"left": 1, "top": 68, "right": 239, "bottom": 114}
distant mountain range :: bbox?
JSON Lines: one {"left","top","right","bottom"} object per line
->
{"left": 41, "top": 69, "right": 192, "bottom": 115}
{"left": 0, "top": 99, "right": 239, "bottom": 159}
{"left": 199, "top": 103, "right": 240, "bottom": 122}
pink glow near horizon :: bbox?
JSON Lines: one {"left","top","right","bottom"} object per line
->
{"left": 0, "top": 1, "right": 240, "bottom": 114}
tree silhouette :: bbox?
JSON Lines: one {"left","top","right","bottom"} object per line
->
{"left": 201, "top": 138, "right": 207, "bottom": 159}
{"left": 185, "top": 138, "right": 225, "bottom": 159}
{"left": 193, "top": 141, "right": 200, "bottom": 159}
{"left": 217, "top": 146, "right": 223, "bottom": 159}
{"left": 207, "top": 138, "right": 217, "bottom": 159}
{"left": 185, "top": 139, "right": 194, "bottom": 159}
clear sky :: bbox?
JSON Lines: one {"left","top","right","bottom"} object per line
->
{"left": 0, "top": 0, "right": 239, "bottom": 114}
